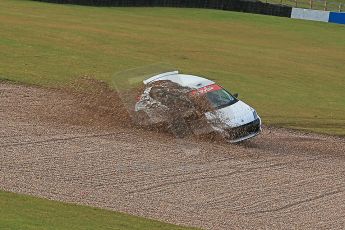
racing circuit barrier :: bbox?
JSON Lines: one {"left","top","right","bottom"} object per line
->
{"left": 291, "top": 8, "right": 345, "bottom": 23}
{"left": 291, "top": 7, "right": 330, "bottom": 21}
{"left": 35, "top": 0, "right": 345, "bottom": 24}
{"left": 35, "top": 0, "right": 293, "bottom": 17}
{"left": 328, "top": 11, "right": 345, "bottom": 23}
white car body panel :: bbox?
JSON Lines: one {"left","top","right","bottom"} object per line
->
{"left": 143, "top": 71, "right": 214, "bottom": 89}
{"left": 205, "top": 101, "right": 257, "bottom": 128}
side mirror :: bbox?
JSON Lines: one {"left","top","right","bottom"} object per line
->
{"left": 233, "top": 93, "right": 239, "bottom": 98}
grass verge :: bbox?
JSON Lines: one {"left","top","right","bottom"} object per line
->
{"left": 0, "top": 190, "right": 198, "bottom": 230}
{"left": 263, "top": 0, "right": 345, "bottom": 12}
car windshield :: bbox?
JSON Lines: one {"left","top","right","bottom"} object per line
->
{"left": 206, "top": 89, "right": 237, "bottom": 109}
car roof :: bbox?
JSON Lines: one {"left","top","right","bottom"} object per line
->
{"left": 143, "top": 71, "right": 215, "bottom": 89}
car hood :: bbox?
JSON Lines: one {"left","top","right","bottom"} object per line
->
{"left": 205, "top": 100, "right": 255, "bottom": 128}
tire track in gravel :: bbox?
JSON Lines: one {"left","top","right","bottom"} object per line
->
{"left": 1, "top": 82, "right": 345, "bottom": 230}
{"left": 127, "top": 161, "right": 298, "bottom": 195}
{"left": 243, "top": 188, "right": 345, "bottom": 215}
{"left": 0, "top": 132, "right": 121, "bottom": 148}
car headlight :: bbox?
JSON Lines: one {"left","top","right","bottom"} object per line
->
{"left": 252, "top": 110, "right": 258, "bottom": 120}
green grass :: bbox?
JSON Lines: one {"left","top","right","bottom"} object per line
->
{"left": 264, "top": 0, "right": 345, "bottom": 12}
{"left": 1, "top": 0, "right": 345, "bottom": 135}
{"left": 0, "top": 190, "right": 198, "bottom": 230}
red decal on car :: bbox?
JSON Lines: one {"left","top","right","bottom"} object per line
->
{"left": 190, "top": 84, "right": 222, "bottom": 95}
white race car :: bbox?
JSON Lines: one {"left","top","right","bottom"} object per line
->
{"left": 134, "top": 71, "right": 261, "bottom": 142}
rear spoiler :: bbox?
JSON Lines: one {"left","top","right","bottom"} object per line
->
{"left": 143, "top": 71, "right": 179, "bottom": 85}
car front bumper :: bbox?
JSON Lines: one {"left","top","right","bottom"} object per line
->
{"left": 225, "top": 118, "right": 261, "bottom": 143}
